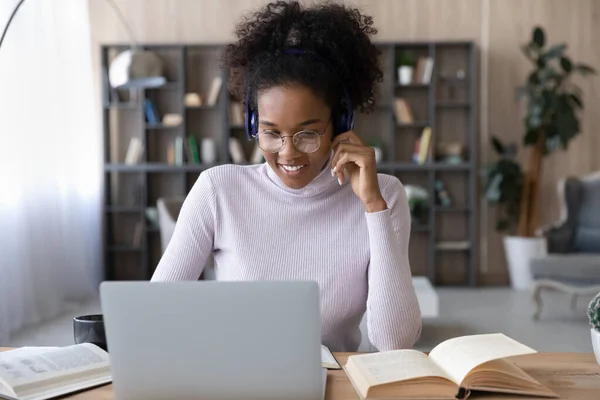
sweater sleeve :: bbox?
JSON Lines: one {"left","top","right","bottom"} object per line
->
{"left": 150, "top": 171, "right": 216, "bottom": 281}
{"left": 364, "top": 176, "right": 422, "bottom": 351}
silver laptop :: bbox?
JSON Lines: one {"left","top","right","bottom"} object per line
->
{"left": 99, "top": 280, "right": 326, "bottom": 400}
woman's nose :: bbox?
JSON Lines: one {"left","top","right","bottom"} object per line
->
{"left": 278, "top": 136, "right": 301, "bottom": 157}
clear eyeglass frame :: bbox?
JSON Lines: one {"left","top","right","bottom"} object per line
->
{"left": 256, "top": 118, "right": 331, "bottom": 154}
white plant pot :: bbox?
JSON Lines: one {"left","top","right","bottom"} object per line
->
{"left": 372, "top": 146, "right": 383, "bottom": 164}
{"left": 503, "top": 236, "right": 547, "bottom": 291}
{"left": 398, "top": 66, "right": 413, "bottom": 85}
{"left": 591, "top": 328, "right": 600, "bottom": 365}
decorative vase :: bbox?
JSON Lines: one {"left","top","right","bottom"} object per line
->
{"left": 201, "top": 138, "right": 217, "bottom": 164}
{"left": 591, "top": 329, "right": 600, "bottom": 365}
{"left": 503, "top": 235, "right": 547, "bottom": 291}
{"left": 397, "top": 66, "right": 413, "bottom": 85}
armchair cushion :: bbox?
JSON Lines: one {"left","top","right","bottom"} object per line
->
{"left": 545, "top": 174, "right": 600, "bottom": 253}
{"left": 530, "top": 254, "right": 600, "bottom": 285}
{"left": 573, "top": 175, "right": 600, "bottom": 252}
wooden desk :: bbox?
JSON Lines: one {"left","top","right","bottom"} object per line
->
{"left": 1, "top": 350, "right": 599, "bottom": 399}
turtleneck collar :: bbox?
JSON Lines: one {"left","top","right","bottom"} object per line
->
{"left": 263, "top": 149, "right": 341, "bottom": 197}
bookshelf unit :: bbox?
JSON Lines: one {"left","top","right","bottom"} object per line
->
{"left": 101, "top": 41, "right": 477, "bottom": 286}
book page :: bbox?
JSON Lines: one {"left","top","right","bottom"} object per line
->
{"left": 0, "top": 343, "right": 109, "bottom": 389}
{"left": 351, "top": 349, "right": 453, "bottom": 386}
{"left": 321, "top": 345, "right": 340, "bottom": 369}
{"left": 428, "top": 333, "right": 537, "bottom": 385}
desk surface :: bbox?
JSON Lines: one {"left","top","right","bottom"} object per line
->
{"left": 1, "top": 350, "right": 599, "bottom": 399}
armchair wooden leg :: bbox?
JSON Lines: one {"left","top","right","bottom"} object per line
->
{"left": 532, "top": 283, "right": 544, "bottom": 320}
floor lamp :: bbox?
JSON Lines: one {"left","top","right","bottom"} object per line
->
{"left": 0, "top": 0, "right": 166, "bottom": 89}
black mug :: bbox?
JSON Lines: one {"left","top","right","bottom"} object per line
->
{"left": 73, "top": 314, "right": 108, "bottom": 352}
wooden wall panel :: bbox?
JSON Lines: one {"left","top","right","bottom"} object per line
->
{"left": 484, "top": 0, "right": 600, "bottom": 282}
{"left": 89, "top": 0, "right": 600, "bottom": 285}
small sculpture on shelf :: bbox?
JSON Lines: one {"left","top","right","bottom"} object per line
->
{"left": 436, "top": 142, "right": 465, "bottom": 165}
{"left": 435, "top": 180, "right": 452, "bottom": 208}
{"left": 184, "top": 92, "right": 203, "bottom": 107}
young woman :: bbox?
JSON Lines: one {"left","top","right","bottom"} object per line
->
{"left": 151, "top": 0, "right": 422, "bottom": 352}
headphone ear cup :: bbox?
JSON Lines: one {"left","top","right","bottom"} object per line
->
{"left": 245, "top": 107, "right": 258, "bottom": 139}
{"left": 338, "top": 112, "right": 348, "bottom": 134}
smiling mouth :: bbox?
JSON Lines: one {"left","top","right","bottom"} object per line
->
{"left": 279, "top": 164, "right": 307, "bottom": 175}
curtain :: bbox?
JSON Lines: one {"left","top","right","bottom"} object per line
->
{"left": 0, "top": 0, "right": 102, "bottom": 345}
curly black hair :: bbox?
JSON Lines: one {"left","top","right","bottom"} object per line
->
{"left": 223, "top": 0, "right": 383, "bottom": 123}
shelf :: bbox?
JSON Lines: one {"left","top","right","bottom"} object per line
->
{"left": 106, "top": 245, "right": 143, "bottom": 252}
{"left": 436, "top": 102, "right": 471, "bottom": 108}
{"left": 146, "top": 82, "right": 181, "bottom": 90}
{"left": 435, "top": 241, "right": 471, "bottom": 251}
{"left": 435, "top": 206, "right": 471, "bottom": 212}
{"left": 412, "top": 223, "right": 430, "bottom": 232}
{"left": 106, "top": 206, "right": 143, "bottom": 213}
{"left": 104, "top": 102, "right": 139, "bottom": 110}
{"left": 185, "top": 105, "right": 217, "bottom": 110}
{"left": 105, "top": 163, "right": 216, "bottom": 172}
{"left": 395, "top": 83, "right": 429, "bottom": 88}
{"left": 434, "top": 163, "right": 472, "bottom": 171}
{"left": 145, "top": 123, "right": 182, "bottom": 130}
{"left": 375, "top": 163, "right": 471, "bottom": 171}
{"left": 396, "top": 122, "right": 430, "bottom": 129}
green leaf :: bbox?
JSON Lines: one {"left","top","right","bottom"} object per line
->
{"left": 516, "top": 85, "right": 530, "bottom": 100}
{"left": 574, "top": 63, "right": 597, "bottom": 76}
{"left": 528, "top": 71, "right": 540, "bottom": 85}
{"left": 569, "top": 94, "right": 583, "bottom": 108}
{"left": 524, "top": 129, "right": 539, "bottom": 146}
{"left": 521, "top": 44, "right": 535, "bottom": 61}
{"left": 536, "top": 57, "right": 546, "bottom": 69}
{"left": 491, "top": 136, "right": 505, "bottom": 155}
{"left": 532, "top": 26, "right": 545, "bottom": 48}
{"left": 560, "top": 57, "right": 573, "bottom": 73}
{"left": 542, "top": 44, "right": 566, "bottom": 60}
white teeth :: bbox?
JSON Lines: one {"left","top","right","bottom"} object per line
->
{"left": 281, "top": 165, "right": 305, "bottom": 172}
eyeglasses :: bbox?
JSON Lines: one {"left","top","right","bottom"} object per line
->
{"left": 256, "top": 119, "right": 331, "bottom": 154}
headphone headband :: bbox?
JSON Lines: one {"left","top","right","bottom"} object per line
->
{"left": 244, "top": 48, "right": 354, "bottom": 140}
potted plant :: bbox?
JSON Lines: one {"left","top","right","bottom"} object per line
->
{"left": 484, "top": 25, "right": 596, "bottom": 290}
{"left": 396, "top": 51, "right": 415, "bottom": 85}
{"left": 588, "top": 292, "right": 600, "bottom": 365}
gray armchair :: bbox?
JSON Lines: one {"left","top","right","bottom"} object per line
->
{"left": 530, "top": 172, "right": 600, "bottom": 319}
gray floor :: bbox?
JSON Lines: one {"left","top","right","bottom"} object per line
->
{"left": 6, "top": 287, "right": 595, "bottom": 353}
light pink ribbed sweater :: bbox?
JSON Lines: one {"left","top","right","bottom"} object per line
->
{"left": 151, "top": 161, "right": 422, "bottom": 352}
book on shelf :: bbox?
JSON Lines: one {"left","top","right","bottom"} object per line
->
{"left": 344, "top": 333, "right": 557, "bottom": 400}
{"left": 132, "top": 221, "right": 143, "bottom": 247}
{"left": 186, "top": 136, "right": 201, "bottom": 164}
{"left": 144, "top": 99, "right": 160, "bottom": 124}
{"left": 413, "top": 56, "right": 434, "bottom": 84}
{"left": 0, "top": 343, "right": 110, "bottom": 400}
{"left": 230, "top": 102, "right": 244, "bottom": 126}
{"left": 412, "top": 127, "right": 432, "bottom": 165}
{"left": 124, "top": 137, "right": 143, "bottom": 165}
{"left": 393, "top": 98, "right": 414, "bottom": 125}
{"left": 206, "top": 77, "right": 223, "bottom": 107}
{"left": 174, "top": 137, "right": 184, "bottom": 166}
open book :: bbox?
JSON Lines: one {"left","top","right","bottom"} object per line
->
{"left": 0, "top": 343, "right": 111, "bottom": 400}
{"left": 321, "top": 345, "right": 341, "bottom": 369}
{"left": 344, "top": 333, "right": 558, "bottom": 399}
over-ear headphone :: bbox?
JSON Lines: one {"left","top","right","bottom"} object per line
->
{"left": 244, "top": 48, "right": 354, "bottom": 140}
